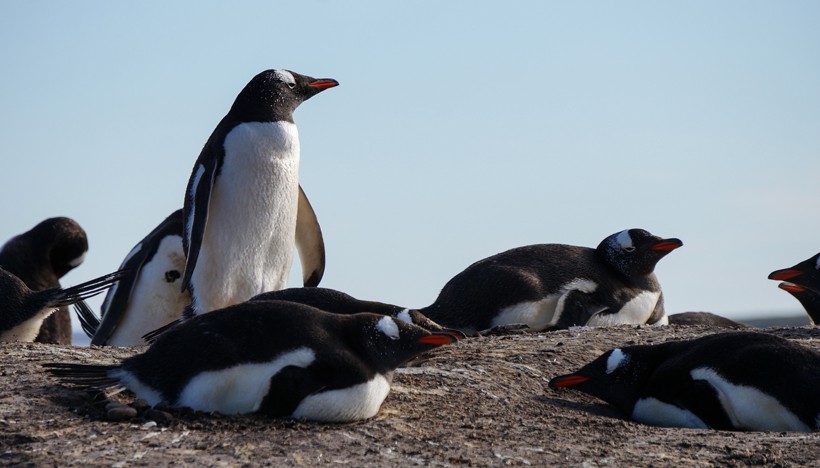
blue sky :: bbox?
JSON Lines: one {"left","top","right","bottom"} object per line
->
{"left": 2, "top": 1, "right": 819, "bottom": 335}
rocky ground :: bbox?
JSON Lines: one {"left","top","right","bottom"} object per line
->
{"left": 1, "top": 324, "right": 819, "bottom": 467}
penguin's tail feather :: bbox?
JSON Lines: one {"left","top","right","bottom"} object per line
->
{"left": 43, "top": 363, "right": 121, "bottom": 389}
{"left": 73, "top": 301, "right": 100, "bottom": 340}
{"left": 51, "top": 269, "right": 129, "bottom": 307}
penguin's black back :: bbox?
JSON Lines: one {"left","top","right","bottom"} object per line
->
{"left": 422, "top": 244, "right": 658, "bottom": 331}
{"left": 252, "top": 287, "right": 404, "bottom": 316}
{"left": 122, "top": 301, "right": 430, "bottom": 404}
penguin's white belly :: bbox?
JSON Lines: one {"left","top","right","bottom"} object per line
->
{"left": 0, "top": 307, "right": 55, "bottom": 342}
{"left": 292, "top": 374, "right": 391, "bottom": 423}
{"left": 108, "top": 235, "right": 189, "bottom": 346}
{"left": 586, "top": 291, "right": 660, "bottom": 327}
{"left": 193, "top": 121, "right": 300, "bottom": 313}
{"left": 491, "top": 279, "right": 599, "bottom": 330}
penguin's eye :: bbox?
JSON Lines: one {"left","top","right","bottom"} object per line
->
{"left": 624, "top": 246, "right": 636, "bottom": 253}
{"left": 286, "top": 82, "right": 296, "bottom": 89}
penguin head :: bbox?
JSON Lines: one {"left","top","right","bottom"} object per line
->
{"left": 597, "top": 229, "right": 683, "bottom": 277}
{"left": 0, "top": 217, "right": 88, "bottom": 283}
{"left": 549, "top": 344, "right": 662, "bottom": 414}
{"left": 347, "top": 314, "right": 461, "bottom": 373}
{"left": 229, "top": 69, "right": 339, "bottom": 123}
{"left": 768, "top": 252, "right": 820, "bottom": 294}
{"left": 393, "top": 309, "right": 468, "bottom": 338}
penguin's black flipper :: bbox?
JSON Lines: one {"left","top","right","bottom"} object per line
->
{"left": 295, "top": 185, "right": 325, "bottom": 288}
{"left": 258, "top": 365, "right": 328, "bottom": 417}
{"left": 181, "top": 155, "right": 220, "bottom": 295}
{"left": 73, "top": 301, "right": 100, "bottom": 339}
{"left": 554, "top": 290, "right": 609, "bottom": 329}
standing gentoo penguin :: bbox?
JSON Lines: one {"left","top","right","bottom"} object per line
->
{"left": 0, "top": 217, "right": 89, "bottom": 344}
{"left": 91, "top": 210, "right": 191, "bottom": 346}
{"left": 549, "top": 332, "right": 820, "bottom": 432}
{"left": 1, "top": 268, "right": 125, "bottom": 342}
{"left": 46, "top": 301, "right": 460, "bottom": 422}
{"left": 182, "top": 69, "right": 336, "bottom": 315}
{"left": 417, "top": 228, "right": 682, "bottom": 335}
{"left": 777, "top": 282, "right": 820, "bottom": 325}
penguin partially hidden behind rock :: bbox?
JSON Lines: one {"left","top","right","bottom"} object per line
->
{"left": 549, "top": 332, "right": 820, "bottom": 432}
{"left": 1, "top": 268, "right": 125, "bottom": 342}
{"left": 182, "top": 69, "right": 336, "bottom": 315}
{"left": 46, "top": 301, "right": 461, "bottom": 423}
{"left": 421, "top": 228, "right": 681, "bottom": 335}
{"left": 667, "top": 312, "right": 749, "bottom": 328}
{"left": 0, "top": 217, "right": 89, "bottom": 344}
{"left": 776, "top": 282, "right": 820, "bottom": 326}
{"left": 91, "top": 210, "right": 190, "bottom": 346}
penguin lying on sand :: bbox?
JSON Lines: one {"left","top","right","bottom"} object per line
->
{"left": 1, "top": 268, "right": 125, "bottom": 342}
{"left": 182, "top": 69, "right": 336, "bottom": 315}
{"left": 667, "top": 312, "right": 749, "bottom": 328}
{"left": 46, "top": 300, "right": 461, "bottom": 423}
{"left": 0, "top": 217, "right": 89, "bottom": 344}
{"left": 549, "top": 332, "right": 820, "bottom": 432}
{"left": 420, "top": 228, "right": 681, "bottom": 334}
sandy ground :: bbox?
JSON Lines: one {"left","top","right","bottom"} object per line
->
{"left": 1, "top": 324, "right": 819, "bottom": 467}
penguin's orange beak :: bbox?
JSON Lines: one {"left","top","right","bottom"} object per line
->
{"left": 768, "top": 269, "right": 803, "bottom": 281}
{"left": 650, "top": 238, "right": 683, "bottom": 252}
{"left": 417, "top": 333, "right": 459, "bottom": 346}
{"left": 549, "top": 374, "right": 590, "bottom": 388}
{"left": 778, "top": 282, "right": 806, "bottom": 293}
{"left": 308, "top": 79, "right": 339, "bottom": 89}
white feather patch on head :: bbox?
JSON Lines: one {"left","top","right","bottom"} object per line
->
{"left": 606, "top": 348, "right": 629, "bottom": 374}
{"left": 274, "top": 69, "right": 296, "bottom": 85}
{"left": 376, "top": 316, "right": 400, "bottom": 340}
{"left": 396, "top": 309, "right": 413, "bottom": 324}
{"left": 615, "top": 230, "right": 633, "bottom": 250}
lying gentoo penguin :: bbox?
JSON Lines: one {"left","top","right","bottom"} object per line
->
{"left": 182, "top": 69, "right": 337, "bottom": 314}
{"left": 418, "top": 228, "right": 682, "bottom": 335}
{"left": 549, "top": 332, "right": 820, "bottom": 431}
{"left": 252, "top": 287, "right": 462, "bottom": 335}
{"left": 1, "top": 268, "right": 125, "bottom": 342}
{"left": 777, "top": 282, "right": 820, "bottom": 325}
{"left": 140, "top": 286, "right": 462, "bottom": 344}
{"left": 768, "top": 253, "right": 820, "bottom": 293}
{"left": 91, "top": 210, "right": 190, "bottom": 346}
{"left": 0, "top": 217, "right": 89, "bottom": 344}
{"left": 667, "top": 311, "right": 749, "bottom": 328}
{"left": 46, "top": 301, "right": 460, "bottom": 422}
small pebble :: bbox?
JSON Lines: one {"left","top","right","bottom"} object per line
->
{"left": 131, "top": 399, "right": 151, "bottom": 413}
{"left": 144, "top": 409, "right": 173, "bottom": 425}
{"left": 107, "top": 406, "right": 138, "bottom": 421}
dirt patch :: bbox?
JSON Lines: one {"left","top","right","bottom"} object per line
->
{"left": 2, "top": 325, "right": 819, "bottom": 466}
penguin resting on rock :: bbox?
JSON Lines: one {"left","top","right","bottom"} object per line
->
{"left": 549, "top": 331, "right": 820, "bottom": 432}
{"left": 46, "top": 300, "right": 461, "bottom": 422}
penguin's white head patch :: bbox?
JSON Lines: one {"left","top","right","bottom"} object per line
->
{"left": 376, "top": 316, "right": 400, "bottom": 340}
{"left": 615, "top": 230, "right": 635, "bottom": 252}
{"left": 273, "top": 69, "right": 296, "bottom": 87}
{"left": 396, "top": 309, "right": 413, "bottom": 325}
{"left": 606, "top": 348, "right": 629, "bottom": 374}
